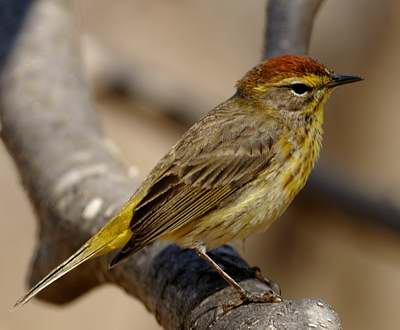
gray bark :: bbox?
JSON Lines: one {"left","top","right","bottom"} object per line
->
{"left": 0, "top": 0, "right": 340, "bottom": 329}
{"left": 264, "top": 0, "right": 323, "bottom": 58}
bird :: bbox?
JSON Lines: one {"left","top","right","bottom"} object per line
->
{"left": 14, "top": 55, "right": 362, "bottom": 308}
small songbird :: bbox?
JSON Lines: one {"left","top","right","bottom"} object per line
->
{"left": 14, "top": 55, "right": 362, "bottom": 307}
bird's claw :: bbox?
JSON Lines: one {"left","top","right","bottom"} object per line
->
{"left": 222, "top": 289, "right": 282, "bottom": 313}
{"left": 240, "top": 289, "right": 282, "bottom": 304}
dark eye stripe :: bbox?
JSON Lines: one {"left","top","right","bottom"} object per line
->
{"left": 289, "top": 83, "right": 312, "bottom": 95}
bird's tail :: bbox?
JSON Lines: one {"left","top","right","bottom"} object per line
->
{"left": 13, "top": 203, "right": 134, "bottom": 309}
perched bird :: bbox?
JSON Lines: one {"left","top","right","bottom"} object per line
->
{"left": 14, "top": 55, "right": 362, "bottom": 307}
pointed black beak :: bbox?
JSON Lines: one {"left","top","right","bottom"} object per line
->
{"left": 327, "top": 74, "right": 363, "bottom": 88}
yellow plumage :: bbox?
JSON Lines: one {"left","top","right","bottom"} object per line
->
{"left": 14, "top": 55, "right": 362, "bottom": 307}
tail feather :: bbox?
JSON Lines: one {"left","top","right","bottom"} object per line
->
{"left": 13, "top": 202, "right": 135, "bottom": 309}
{"left": 13, "top": 242, "right": 103, "bottom": 309}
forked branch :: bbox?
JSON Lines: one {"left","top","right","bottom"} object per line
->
{"left": 0, "top": 0, "right": 340, "bottom": 329}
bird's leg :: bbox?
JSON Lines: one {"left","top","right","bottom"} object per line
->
{"left": 208, "top": 253, "right": 281, "bottom": 296}
{"left": 194, "top": 246, "right": 282, "bottom": 305}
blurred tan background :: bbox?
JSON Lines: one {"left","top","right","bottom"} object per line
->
{"left": 2, "top": 0, "right": 400, "bottom": 329}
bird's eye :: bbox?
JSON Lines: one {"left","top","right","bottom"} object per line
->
{"left": 289, "top": 83, "right": 312, "bottom": 96}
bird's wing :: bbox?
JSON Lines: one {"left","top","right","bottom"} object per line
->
{"left": 110, "top": 108, "right": 278, "bottom": 266}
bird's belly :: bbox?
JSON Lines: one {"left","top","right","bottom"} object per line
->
{"left": 166, "top": 157, "right": 311, "bottom": 249}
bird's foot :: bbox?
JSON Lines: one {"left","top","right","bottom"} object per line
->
{"left": 222, "top": 288, "right": 282, "bottom": 313}
{"left": 239, "top": 288, "right": 282, "bottom": 304}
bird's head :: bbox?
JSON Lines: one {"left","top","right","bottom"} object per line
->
{"left": 236, "top": 55, "right": 362, "bottom": 114}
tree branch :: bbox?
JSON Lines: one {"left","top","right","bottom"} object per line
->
{"left": 1, "top": 0, "right": 340, "bottom": 329}
{"left": 263, "top": 0, "right": 323, "bottom": 58}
